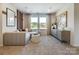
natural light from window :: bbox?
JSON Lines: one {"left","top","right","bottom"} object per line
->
{"left": 31, "top": 17, "right": 38, "bottom": 29}
{"left": 31, "top": 16, "right": 47, "bottom": 30}
{"left": 39, "top": 17, "right": 47, "bottom": 29}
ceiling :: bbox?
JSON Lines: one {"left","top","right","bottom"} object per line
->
{"left": 13, "top": 3, "right": 69, "bottom": 14}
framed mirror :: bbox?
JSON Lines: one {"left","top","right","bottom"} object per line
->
{"left": 57, "top": 11, "right": 67, "bottom": 30}
{"left": 6, "top": 8, "right": 15, "bottom": 27}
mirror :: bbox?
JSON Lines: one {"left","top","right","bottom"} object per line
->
{"left": 6, "top": 8, "right": 15, "bottom": 27}
{"left": 57, "top": 11, "right": 67, "bottom": 30}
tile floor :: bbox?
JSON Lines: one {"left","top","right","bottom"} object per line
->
{"left": 0, "top": 35, "right": 79, "bottom": 55}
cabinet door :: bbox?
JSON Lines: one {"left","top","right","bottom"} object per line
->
{"left": 51, "top": 29, "right": 54, "bottom": 35}
{"left": 57, "top": 31, "right": 61, "bottom": 40}
{"left": 61, "top": 31, "right": 70, "bottom": 43}
{"left": 53, "top": 29, "right": 57, "bottom": 35}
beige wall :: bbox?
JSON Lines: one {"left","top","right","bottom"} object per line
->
{"left": 0, "top": 4, "right": 3, "bottom": 46}
{"left": 50, "top": 14, "right": 56, "bottom": 26}
{"left": 23, "top": 14, "right": 30, "bottom": 29}
{"left": 2, "top": 3, "right": 17, "bottom": 33}
{"left": 74, "top": 4, "right": 79, "bottom": 46}
{"left": 0, "top": 3, "right": 17, "bottom": 46}
{"left": 56, "top": 3, "right": 74, "bottom": 46}
{"left": 23, "top": 14, "right": 31, "bottom": 31}
{"left": 23, "top": 14, "right": 27, "bottom": 29}
{"left": 47, "top": 14, "right": 56, "bottom": 35}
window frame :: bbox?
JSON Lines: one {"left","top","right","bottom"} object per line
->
{"left": 30, "top": 15, "right": 47, "bottom": 30}
{"left": 39, "top": 16, "right": 47, "bottom": 29}
{"left": 30, "top": 16, "right": 38, "bottom": 29}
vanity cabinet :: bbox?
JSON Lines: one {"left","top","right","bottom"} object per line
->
{"left": 51, "top": 29, "right": 58, "bottom": 38}
{"left": 51, "top": 29, "right": 70, "bottom": 44}
{"left": 57, "top": 30, "right": 61, "bottom": 40}
{"left": 60, "top": 31, "right": 70, "bottom": 43}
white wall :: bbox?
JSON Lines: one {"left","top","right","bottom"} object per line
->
{"left": 0, "top": 4, "right": 3, "bottom": 46}
{"left": 56, "top": 3, "right": 74, "bottom": 46}
{"left": 2, "top": 4, "right": 17, "bottom": 33}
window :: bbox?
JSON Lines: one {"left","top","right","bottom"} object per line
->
{"left": 31, "top": 17, "right": 38, "bottom": 29}
{"left": 39, "top": 17, "right": 47, "bottom": 29}
{"left": 31, "top": 16, "right": 47, "bottom": 30}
